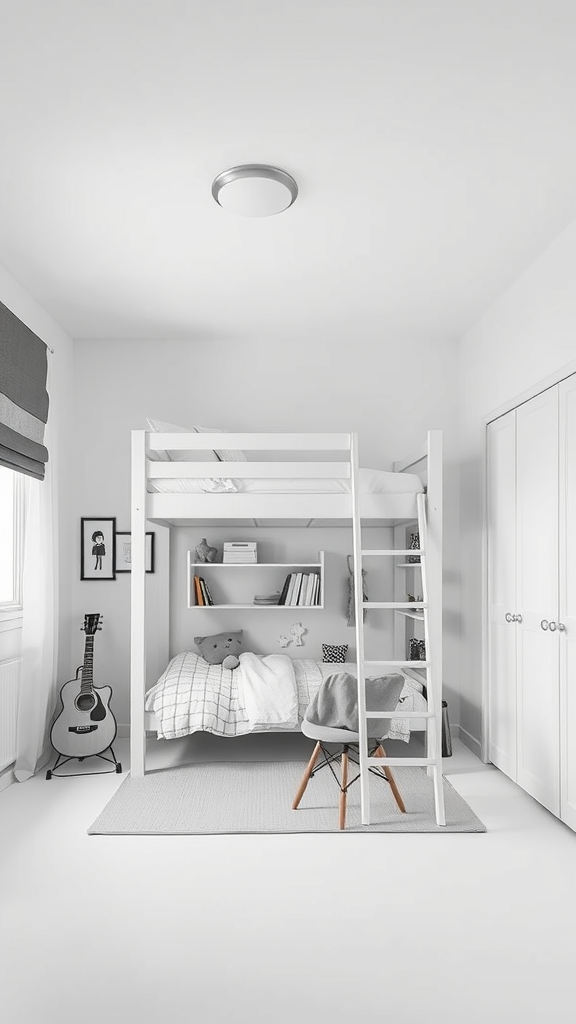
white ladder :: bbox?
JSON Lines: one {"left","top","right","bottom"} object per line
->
{"left": 350, "top": 437, "right": 446, "bottom": 827}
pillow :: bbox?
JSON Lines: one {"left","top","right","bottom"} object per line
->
{"left": 194, "top": 630, "right": 243, "bottom": 665}
{"left": 322, "top": 643, "right": 348, "bottom": 663}
{"left": 146, "top": 417, "right": 246, "bottom": 463}
{"left": 193, "top": 424, "right": 247, "bottom": 464}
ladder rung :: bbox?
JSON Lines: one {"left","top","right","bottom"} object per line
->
{"left": 363, "top": 601, "right": 427, "bottom": 609}
{"left": 366, "top": 757, "right": 439, "bottom": 767}
{"left": 365, "top": 710, "right": 433, "bottom": 719}
{"left": 361, "top": 549, "right": 425, "bottom": 557}
{"left": 363, "top": 660, "right": 430, "bottom": 668}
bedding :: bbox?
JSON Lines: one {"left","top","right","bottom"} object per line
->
{"left": 144, "top": 653, "right": 426, "bottom": 742}
{"left": 237, "top": 652, "right": 299, "bottom": 729}
{"left": 147, "top": 466, "right": 425, "bottom": 495}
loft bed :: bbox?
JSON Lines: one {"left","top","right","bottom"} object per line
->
{"left": 130, "top": 429, "right": 443, "bottom": 803}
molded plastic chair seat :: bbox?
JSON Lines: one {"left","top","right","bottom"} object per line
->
{"left": 301, "top": 718, "right": 361, "bottom": 745}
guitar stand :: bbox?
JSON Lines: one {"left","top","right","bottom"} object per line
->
{"left": 46, "top": 746, "right": 122, "bottom": 779}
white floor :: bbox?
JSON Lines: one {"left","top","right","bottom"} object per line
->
{"left": 1, "top": 735, "right": 576, "bottom": 1024}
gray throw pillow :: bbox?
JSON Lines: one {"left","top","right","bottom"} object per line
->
{"left": 194, "top": 630, "right": 243, "bottom": 665}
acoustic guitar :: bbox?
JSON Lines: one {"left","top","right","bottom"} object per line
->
{"left": 50, "top": 613, "right": 118, "bottom": 760}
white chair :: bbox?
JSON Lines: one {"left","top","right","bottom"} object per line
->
{"left": 292, "top": 671, "right": 407, "bottom": 830}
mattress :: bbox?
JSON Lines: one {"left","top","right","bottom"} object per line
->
{"left": 147, "top": 466, "right": 425, "bottom": 495}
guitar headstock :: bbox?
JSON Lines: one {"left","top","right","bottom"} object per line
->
{"left": 82, "top": 613, "right": 103, "bottom": 635}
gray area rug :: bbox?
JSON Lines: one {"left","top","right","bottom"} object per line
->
{"left": 88, "top": 760, "right": 486, "bottom": 834}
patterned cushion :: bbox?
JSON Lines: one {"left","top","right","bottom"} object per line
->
{"left": 322, "top": 643, "right": 349, "bottom": 663}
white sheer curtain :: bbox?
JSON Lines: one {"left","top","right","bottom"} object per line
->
{"left": 14, "top": 365, "right": 59, "bottom": 782}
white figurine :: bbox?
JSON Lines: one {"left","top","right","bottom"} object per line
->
{"left": 290, "top": 622, "right": 307, "bottom": 647}
{"left": 277, "top": 635, "right": 292, "bottom": 648}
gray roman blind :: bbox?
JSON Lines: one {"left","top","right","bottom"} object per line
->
{"left": 0, "top": 300, "right": 49, "bottom": 480}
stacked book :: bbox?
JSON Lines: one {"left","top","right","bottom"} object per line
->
{"left": 193, "top": 575, "right": 214, "bottom": 606}
{"left": 278, "top": 571, "right": 320, "bottom": 607}
{"left": 253, "top": 592, "right": 281, "bottom": 606}
{"left": 223, "top": 541, "right": 257, "bottom": 564}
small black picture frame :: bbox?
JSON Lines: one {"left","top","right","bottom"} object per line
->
{"left": 115, "top": 531, "right": 155, "bottom": 573}
{"left": 80, "top": 517, "right": 116, "bottom": 581}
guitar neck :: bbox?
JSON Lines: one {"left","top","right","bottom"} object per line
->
{"left": 81, "top": 635, "right": 95, "bottom": 691}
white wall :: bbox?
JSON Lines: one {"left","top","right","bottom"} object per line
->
{"left": 72, "top": 333, "right": 461, "bottom": 729}
{"left": 459, "top": 217, "right": 576, "bottom": 752}
{"left": 0, "top": 263, "right": 74, "bottom": 685}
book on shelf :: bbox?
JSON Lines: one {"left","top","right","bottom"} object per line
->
{"left": 193, "top": 575, "right": 205, "bottom": 606}
{"left": 278, "top": 573, "right": 293, "bottom": 606}
{"left": 285, "top": 573, "right": 299, "bottom": 606}
{"left": 199, "top": 576, "right": 213, "bottom": 606}
{"left": 303, "top": 572, "right": 316, "bottom": 606}
{"left": 277, "top": 570, "right": 321, "bottom": 607}
{"left": 301, "top": 572, "right": 317, "bottom": 606}
{"left": 253, "top": 592, "right": 281, "bottom": 605}
{"left": 296, "top": 572, "right": 309, "bottom": 606}
{"left": 289, "top": 572, "right": 304, "bottom": 606}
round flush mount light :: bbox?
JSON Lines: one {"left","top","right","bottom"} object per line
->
{"left": 211, "top": 164, "right": 298, "bottom": 218}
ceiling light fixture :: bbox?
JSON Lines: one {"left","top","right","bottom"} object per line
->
{"left": 211, "top": 164, "right": 298, "bottom": 218}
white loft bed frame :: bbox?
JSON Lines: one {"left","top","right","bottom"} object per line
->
{"left": 130, "top": 430, "right": 443, "bottom": 786}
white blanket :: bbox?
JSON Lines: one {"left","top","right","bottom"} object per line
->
{"left": 237, "top": 652, "right": 299, "bottom": 730}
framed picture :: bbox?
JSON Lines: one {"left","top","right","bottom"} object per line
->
{"left": 115, "top": 531, "right": 155, "bottom": 573}
{"left": 80, "top": 518, "right": 116, "bottom": 581}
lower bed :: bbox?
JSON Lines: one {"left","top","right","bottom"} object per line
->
{"left": 144, "top": 652, "right": 428, "bottom": 744}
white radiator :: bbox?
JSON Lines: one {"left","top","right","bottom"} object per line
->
{"left": 0, "top": 658, "right": 21, "bottom": 771}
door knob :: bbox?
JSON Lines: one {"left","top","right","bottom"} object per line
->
{"left": 505, "top": 612, "right": 513, "bottom": 623}
{"left": 513, "top": 614, "right": 523, "bottom": 623}
{"left": 541, "top": 619, "right": 549, "bottom": 630}
{"left": 549, "top": 621, "right": 558, "bottom": 632}
{"left": 557, "top": 622, "right": 566, "bottom": 631}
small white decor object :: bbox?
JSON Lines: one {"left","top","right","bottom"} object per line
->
{"left": 290, "top": 622, "right": 307, "bottom": 647}
{"left": 223, "top": 541, "right": 257, "bottom": 564}
{"left": 277, "top": 634, "right": 292, "bottom": 648}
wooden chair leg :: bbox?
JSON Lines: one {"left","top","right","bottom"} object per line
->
{"left": 292, "top": 741, "right": 322, "bottom": 810}
{"left": 375, "top": 744, "right": 406, "bottom": 813}
{"left": 339, "top": 747, "right": 349, "bottom": 830}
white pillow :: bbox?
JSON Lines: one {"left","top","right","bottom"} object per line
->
{"left": 146, "top": 417, "right": 246, "bottom": 463}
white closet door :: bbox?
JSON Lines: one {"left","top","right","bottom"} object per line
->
{"left": 487, "top": 411, "right": 517, "bottom": 779}
{"left": 516, "top": 387, "right": 560, "bottom": 815}
{"left": 559, "top": 375, "right": 576, "bottom": 830}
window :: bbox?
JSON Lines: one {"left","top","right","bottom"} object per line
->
{"left": 0, "top": 466, "right": 25, "bottom": 617}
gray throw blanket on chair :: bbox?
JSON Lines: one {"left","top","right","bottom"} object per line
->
{"left": 305, "top": 671, "right": 405, "bottom": 739}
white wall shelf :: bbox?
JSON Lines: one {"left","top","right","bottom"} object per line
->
{"left": 187, "top": 551, "right": 324, "bottom": 609}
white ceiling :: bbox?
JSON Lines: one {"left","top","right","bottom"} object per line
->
{"left": 1, "top": 0, "right": 576, "bottom": 343}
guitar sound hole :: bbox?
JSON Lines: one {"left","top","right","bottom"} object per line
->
{"left": 76, "top": 693, "right": 96, "bottom": 712}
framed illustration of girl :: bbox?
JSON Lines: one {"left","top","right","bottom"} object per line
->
{"left": 80, "top": 517, "right": 116, "bottom": 580}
